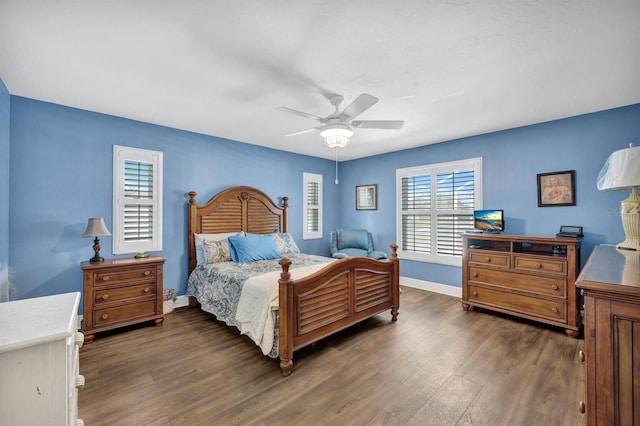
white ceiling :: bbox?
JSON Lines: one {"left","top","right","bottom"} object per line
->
{"left": 1, "top": 1, "right": 638, "bottom": 161}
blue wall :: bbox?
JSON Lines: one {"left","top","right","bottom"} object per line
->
{"left": 338, "top": 104, "right": 640, "bottom": 286}
{"left": 0, "top": 78, "right": 9, "bottom": 301}
{"left": 6, "top": 87, "right": 639, "bottom": 303}
{"left": 8, "top": 97, "right": 338, "bottom": 305}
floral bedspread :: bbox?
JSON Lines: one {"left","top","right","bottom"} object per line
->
{"left": 185, "top": 253, "right": 332, "bottom": 358}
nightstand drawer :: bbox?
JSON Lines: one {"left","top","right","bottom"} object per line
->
{"left": 94, "top": 283, "right": 156, "bottom": 305}
{"left": 93, "top": 267, "right": 156, "bottom": 286}
{"left": 93, "top": 300, "right": 157, "bottom": 326}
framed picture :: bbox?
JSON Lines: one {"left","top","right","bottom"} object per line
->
{"left": 537, "top": 170, "right": 576, "bottom": 207}
{"left": 356, "top": 184, "right": 377, "bottom": 210}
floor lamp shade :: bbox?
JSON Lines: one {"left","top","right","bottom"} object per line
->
{"left": 597, "top": 144, "right": 640, "bottom": 250}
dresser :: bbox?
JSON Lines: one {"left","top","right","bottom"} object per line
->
{"left": 81, "top": 256, "right": 165, "bottom": 343}
{"left": 0, "top": 292, "right": 85, "bottom": 425}
{"left": 462, "top": 233, "right": 582, "bottom": 336}
{"left": 576, "top": 245, "right": 640, "bottom": 425}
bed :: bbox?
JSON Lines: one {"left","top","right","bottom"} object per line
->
{"left": 186, "top": 186, "right": 400, "bottom": 376}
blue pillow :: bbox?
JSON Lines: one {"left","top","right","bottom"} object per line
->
{"left": 228, "top": 235, "right": 281, "bottom": 263}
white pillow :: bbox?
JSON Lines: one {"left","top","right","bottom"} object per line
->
{"left": 194, "top": 232, "right": 244, "bottom": 265}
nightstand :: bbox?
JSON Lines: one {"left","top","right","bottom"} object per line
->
{"left": 81, "top": 256, "right": 165, "bottom": 343}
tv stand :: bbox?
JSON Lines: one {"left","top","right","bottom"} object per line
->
{"left": 462, "top": 233, "right": 582, "bottom": 337}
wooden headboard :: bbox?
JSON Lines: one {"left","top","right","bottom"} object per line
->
{"left": 187, "top": 186, "right": 288, "bottom": 273}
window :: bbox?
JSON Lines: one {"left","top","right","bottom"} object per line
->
{"left": 302, "top": 172, "right": 323, "bottom": 239}
{"left": 396, "top": 157, "right": 482, "bottom": 266}
{"left": 113, "top": 145, "right": 163, "bottom": 255}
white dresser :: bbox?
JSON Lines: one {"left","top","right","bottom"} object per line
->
{"left": 0, "top": 292, "right": 85, "bottom": 426}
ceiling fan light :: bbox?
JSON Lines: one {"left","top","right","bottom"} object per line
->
{"left": 321, "top": 124, "right": 353, "bottom": 149}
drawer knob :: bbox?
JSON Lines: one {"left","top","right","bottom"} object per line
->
{"left": 76, "top": 374, "right": 86, "bottom": 388}
{"left": 472, "top": 273, "right": 478, "bottom": 278}
{"left": 75, "top": 332, "right": 85, "bottom": 347}
{"left": 579, "top": 350, "right": 585, "bottom": 363}
{"left": 551, "top": 284, "right": 559, "bottom": 290}
{"left": 101, "top": 276, "right": 110, "bottom": 281}
{"left": 578, "top": 401, "right": 585, "bottom": 414}
{"left": 537, "top": 263, "right": 543, "bottom": 269}
{"left": 472, "top": 291, "right": 478, "bottom": 297}
{"left": 101, "top": 313, "right": 109, "bottom": 320}
{"left": 551, "top": 307, "right": 559, "bottom": 314}
{"left": 102, "top": 293, "right": 110, "bottom": 300}
{"left": 143, "top": 287, "right": 150, "bottom": 293}
{"left": 144, "top": 270, "right": 151, "bottom": 276}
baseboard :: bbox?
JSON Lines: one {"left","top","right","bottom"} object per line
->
{"left": 400, "top": 276, "right": 462, "bottom": 298}
{"left": 174, "top": 295, "right": 190, "bottom": 308}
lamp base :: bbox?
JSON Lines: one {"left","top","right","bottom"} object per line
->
{"left": 89, "top": 255, "right": 105, "bottom": 263}
{"left": 617, "top": 187, "right": 640, "bottom": 251}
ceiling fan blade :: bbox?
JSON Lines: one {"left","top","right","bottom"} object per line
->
{"left": 340, "top": 93, "right": 378, "bottom": 120}
{"left": 351, "top": 120, "right": 404, "bottom": 129}
{"left": 278, "top": 107, "right": 327, "bottom": 123}
{"left": 286, "top": 126, "right": 322, "bottom": 137}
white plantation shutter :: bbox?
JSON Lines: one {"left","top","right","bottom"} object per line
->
{"left": 303, "top": 172, "right": 322, "bottom": 239}
{"left": 113, "top": 146, "right": 163, "bottom": 254}
{"left": 397, "top": 158, "right": 482, "bottom": 266}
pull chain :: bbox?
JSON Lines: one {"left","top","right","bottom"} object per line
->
{"left": 334, "top": 149, "right": 339, "bottom": 184}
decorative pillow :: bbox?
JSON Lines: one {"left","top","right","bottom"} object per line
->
{"left": 228, "top": 235, "right": 281, "bottom": 263}
{"left": 194, "top": 232, "right": 243, "bottom": 265}
{"left": 272, "top": 232, "right": 300, "bottom": 255}
{"left": 201, "top": 239, "right": 232, "bottom": 263}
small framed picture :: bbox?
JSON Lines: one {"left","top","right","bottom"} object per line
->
{"left": 537, "top": 170, "right": 576, "bottom": 207}
{"left": 356, "top": 184, "right": 377, "bottom": 210}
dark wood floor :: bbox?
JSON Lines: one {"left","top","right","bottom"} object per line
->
{"left": 79, "top": 287, "right": 586, "bottom": 425}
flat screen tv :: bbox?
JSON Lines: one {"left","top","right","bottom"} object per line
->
{"left": 473, "top": 209, "right": 504, "bottom": 232}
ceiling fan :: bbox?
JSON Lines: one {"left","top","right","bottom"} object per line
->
{"left": 279, "top": 93, "right": 404, "bottom": 148}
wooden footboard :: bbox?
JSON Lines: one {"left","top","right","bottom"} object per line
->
{"left": 278, "top": 244, "right": 399, "bottom": 376}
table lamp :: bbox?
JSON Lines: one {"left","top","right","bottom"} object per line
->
{"left": 82, "top": 217, "right": 111, "bottom": 262}
{"left": 597, "top": 143, "right": 640, "bottom": 250}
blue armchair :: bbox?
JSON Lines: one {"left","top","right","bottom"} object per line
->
{"left": 330, "top": 229, "right": 388, "bottom": 260}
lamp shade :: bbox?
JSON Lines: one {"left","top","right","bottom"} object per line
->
{"left": 597, "top": 144, "right": 640, "bottom": 191}
{"left": 82, "top": 217, "right": 111, "bottom": 238}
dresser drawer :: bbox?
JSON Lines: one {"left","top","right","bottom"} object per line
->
{"left": 468, "top": 284, "right": 567, "bottom": 323}
{"left": 93, "top": 267, "right": 156, "bottom": 287}
{"left": 94, "top": 283, "right": 157, "bottom": 305}
{"left": 468, "top": 267, "right": 566, "bottom": 298}
{"left": 512, "top": 255, "right": 566, "bottom": 276}
{"left": 469, "top": 251, "right": 510, "bottom": 268}
{"left": 93, "top": 300, "right": 157, "bottom": 327}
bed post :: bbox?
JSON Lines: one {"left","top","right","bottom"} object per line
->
{"left": 278, "top": 257, "right": 294, "bottom": 376}
{"left": 390, "top": 243, "right": 400, "bottom": 321}
{"left": 188, "top": 191, "right": 198, "bottom": 274}
{"left": 281, "top": 196, "right": 288, "bottom": 233}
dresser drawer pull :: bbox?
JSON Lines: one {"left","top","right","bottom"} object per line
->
{"left": 143, "top": 287, "right": 151, "bottom": 293}
{"left": 472, "top": 291, "right": 478, "bottom": 297}
{"left": 75, "top": 375, "right": 86, "bottom": 388}
{"left": 101, "top": 275, "right": 110, "bottom": 282}
{"left": 551, "top": 284, "right": 559, "bottom": 290}
{"left": 75, "top": 332, "right": 85, "bottom": 347}
{"left": 579, "top": 350, "right": 585, "bottom": 363}
{"left": 537, "top": 263, "right": 543, "bottom": 269}
{"left": 578, "top": 401, "right": 585, "bottom": 414}
{"left": 551, "top": 307, "right": 559, "bottom": 314}
{"left": 472, "top": 273, "right": 478, "bottom": 278}
{"left": 486, "top": 258, "right": 492, "bottom": 263}
{"left": 101, "top": 313, "right": 109, "bottom": 320}
{"left": 101, "top": 293, "right": 110, "bottom": 300}
{"left": 144, "top": 270, "right": 151, "bottom": 276}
